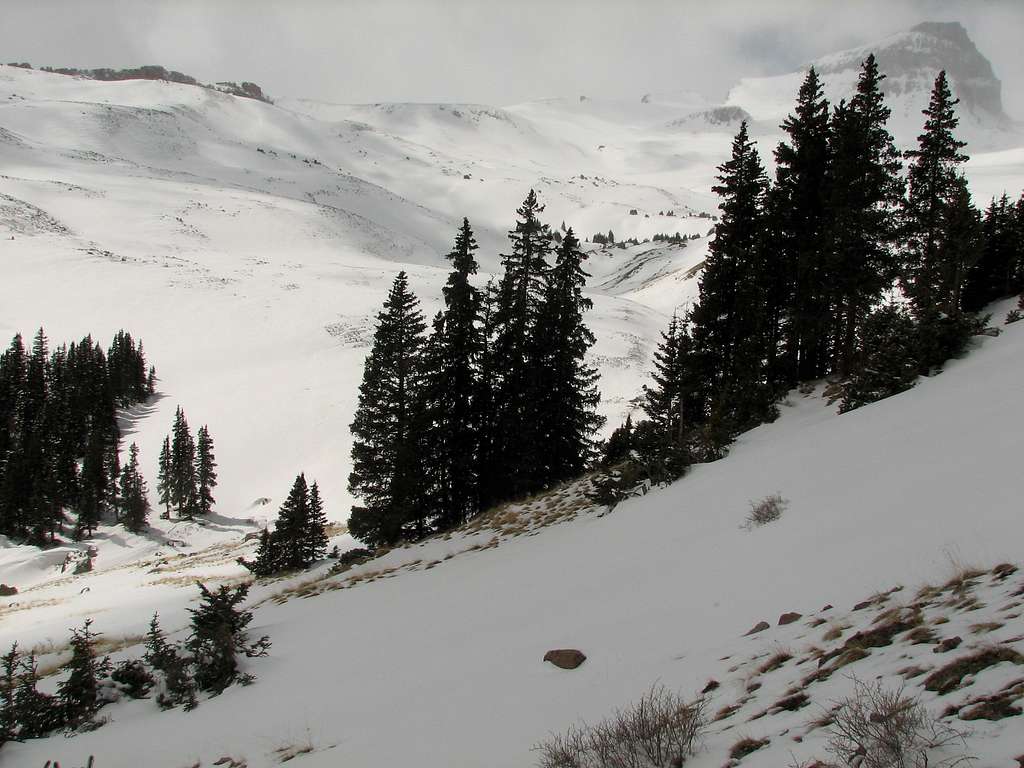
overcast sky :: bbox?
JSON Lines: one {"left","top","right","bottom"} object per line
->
{"left": 3, "top": 0, "right": 1023, "bottom": 116}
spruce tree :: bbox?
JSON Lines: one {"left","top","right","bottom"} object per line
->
{"left": 57, "top": 619, "right": 110, "bottom": 728}
{"left": 840, "top": 302, "right": 919, "bottom": 412}
{"left": 902, "top": 70, "right": 975, "bottom": 370}
{"left": 348, "top": 272, "right": 429, "bottom": 547}
{"left": 827, "top": 54, "right": 905, "bottom": 377}
{"left": 274, "top": 473, "right": 312, "bottom": 570}
{"left": 963, "top": 194, "right": 1020, "bottom": 311}
{"left": 14, "top": 652, "right": 62, "bottom": 738}
{"left": 0, "top": 643, "right": 17, "bottom": 744}
{"left": 532, "top": 228, "right": 605, "bottom": 485}
{"left": 187, "top": 582, "right": 269, "bottom": 695}
{"left": 119, "top": 442, "right": 150, "bottom": 533}
{"left": 420, "top": 219, "right": 484, "bottom": 531}
{"left": 642, "top": 314, "right": 700, "bottom": 445}
{"left": 195, "top": 425, "right": 217, "bottom": 516}
{"left": 601, "top": 414, "right": 634, "bottom": 467}
{"left": 488, "top": 190, "right": 553, "bottom": 499}
{"left": 770, "top": 68, "right": 832, "bottom": 384}
{"left": 305, "top": 481, "right": 328, "bottom": 564}
{"left": 156, "top": 436, "right": 172, "bottom": 519}
{"left": 170, "top": 407, "right": 197, "bottom": 519}
{"left": 689, "top": 121, "right": 774, "bottom": 435}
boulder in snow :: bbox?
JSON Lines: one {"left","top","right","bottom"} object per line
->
{"left": 544, "top": 649, "right": 586, "bottom": 669}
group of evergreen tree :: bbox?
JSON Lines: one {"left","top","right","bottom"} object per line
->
{"left": 614, "top": 58, "right": 1022, "bottom": 488}
{"left": 0, "top": 583, "right": 268, "bottom": 746}
{"left": 0, "top": 329, "right": 156, "bottom": 543}
{"left": 348, "top": 195, "right": 604, "bottom": 548}
{"left": 240, "top": 473, "right": 328, "bottom": 575}
{"left": 156, "top": 408, "right": 217, "bottom": 520}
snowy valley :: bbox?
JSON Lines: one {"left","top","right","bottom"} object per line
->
{"left": 1, "top": 16, "right": 1024, "bottom": 768}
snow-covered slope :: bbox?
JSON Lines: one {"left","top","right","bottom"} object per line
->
{"left": 5, "top": 302, "right": 1023, "bottom": 768}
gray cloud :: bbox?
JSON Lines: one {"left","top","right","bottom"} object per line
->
{"left": 2, "top": 0, "right": 1022, "bottom": 116}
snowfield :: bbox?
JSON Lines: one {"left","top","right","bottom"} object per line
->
{"left": 2, "top": 18, "right": 1024, "bottom": 768}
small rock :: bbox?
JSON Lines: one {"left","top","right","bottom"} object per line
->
{"left": 0, "top": 584, "right": 16, "bottom": 597}
{"left": 934, "top": 636, "right": 962, "bottom": 654}
{"left": 820, "top": 604, "right": 833, "bottom": 612}
{"left": 544, "top": 649, "right": 586, "bottom": 669}
{"left": 778, "top": 612, "right": 802, "bottom": 626}
{"left": 852, "top": 600, "right": 873, "bottom": 611}
{"left": 745, "top": 621, "right": 770, "bottom": 636}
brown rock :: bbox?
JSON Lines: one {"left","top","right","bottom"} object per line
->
{"left": 778, "top": 612, "right": 802, "bottom": 626}
{"left": 544, "top": 649, "right": 586, "bottom": 669}
{"left": 0, "top": 584, "right": 16, "bottom": 597}
{"left": 745, "top": 621, "right": 770, "bottom": 636}
{"left": 934, "top": 636, "right": 962, "bottom": 654}
{"left": 852, "top": 600, "right": 873, "bottom": 611}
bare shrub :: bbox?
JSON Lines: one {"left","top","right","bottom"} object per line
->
{"left": 742, "top": 493, "right": 787, "bottom": 530}
{"left": 534, "top": 685, "right": 706, "bottom": 768}
{"left": 825, "top": 678, "right": 972, "bottom": 768}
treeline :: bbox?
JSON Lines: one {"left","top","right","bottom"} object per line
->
{"left": 0, "top": 583, "right": 269, "bottom": 745}
{"left": 347, "top": 195, "right": 604, "bottom": 548}
{"left": 0, "top": 329, "right": 155, "bottom": 542}
{"left": 603, "top": 58, "right": 1023, "bottom": 497}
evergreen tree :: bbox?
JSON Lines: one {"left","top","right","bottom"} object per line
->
{"left": 902, "top": 70, "right": 975, "bottom": 371}
{"left": 119, "top": 442, "right": 150, "bottom": 533}
{"left": 826, "top": 54, "right": 905, "bottom": 376}
{"left": 156, "top": 436, "right": 172, "bottom": 519}
{"left": 532, "top": 228, "right": 605, "bottom": 484}
{"left": 240, "top": 528, "right": 279, "bottom": 577}
{"left": 689, "top": 121, "right": 775, "bottom": 434}
{"left": 962, "top": 193, "right": 1021, "bottom": 311}
{"left": 305, "top": 481, "right": 328, "bottom": 565}
{"left": 195, "top": 425, "right": 217, "bottom": 516}
{"left": 274, "top": 473, "right": 312, "bottom": 570}
{"left": 601, "top": 414, "right": 634, "bottom": 467}
{"left": 840, "top": 303, "right": 919, "bottom": 412}
{"left": 348, "top": 272, "right": 429, "bottom": 547}
{"left": 0, "top": 643, "right": 17, "bottom": 744}
{"left": 13, "top": 652, "right": 62, "bottom": 739}
{"left": 642, "top": 314, "right": 700, "bottom": 445}
{"left": 57, "top": 619, "right": 110, "bottom": 728}
{"left": 474, "top": 280, "right": 502, "bottom": 512}
{"left": 770, "top": 67, "right": 832, "bottom": 384}
{"left": 488, "top": 190, "right": 553, "bottom": 499}
{"left": 420, "top": 219, "right": 484, "bottom": 531}
{"left": 187, "top": 582, "right": 269, "bottom": 695}
{"left": 170, "top": 407, "right": 197, "bottom": 519}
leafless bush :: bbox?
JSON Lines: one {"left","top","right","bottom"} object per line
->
{"left": 535, "top": 685, "right": 706, "bottom": 768}
{"left": 742, "top": 493, "right": 787, "bottom": 530}
{"left": 824, "top": 678, "right": 972, "bottom": 768}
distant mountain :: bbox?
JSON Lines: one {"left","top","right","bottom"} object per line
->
{"left": 727, "top": 21, "right": 1015, "bottom": 146}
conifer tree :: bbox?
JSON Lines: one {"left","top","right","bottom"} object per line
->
{"left": 170, "top": 407, "right": 197, "bottom": 519}
{"left": 195, "top": 425, "right": 217, "bottom": 516}
{"left": 187, "top": 582, "right": 269, "bottom": 695}
{"left": 474, "top": 280, "right": 501, "bottom": 512}
{"left": 601, "top": 414, "right": 634, "bottom": 467}
{"left": 963, "top": 193, "right": 1021, "bottom": 311}
{"left": 689, "top": 121, "right": 774, "bottom": 434}
{"left": 642, "top": 314, "right": 700, "bottom": 445}
{"left": 274, "top": 473, "right": 312, "bottom": 570}
{"left": 488, "top": 190, "right": 553, "bottom": 498}
{"left": 348, "top": 272, "right": 429, "bottom": 547}
{"left": 840, "top": 303, "right": 919, "bottom": 412}
{"left": 532, "top": 228, "right": 604, "bottom": 484}
{"left": 14, "top": 652, "right": 61, "bottom": 738}
{"left": 0, "top": 643, "right": 17, "bottom": 744}
{"left": 420, "top": 219, "right": 484, "bottom": 530}
{"left": 156, "top": 436, "right": 172, "bottom": 519}
{"left": 305, "top": 481, "right": 328, "bottom": 564}
{"left": 770, "top": 68, "right": 832, "bottom": 384}
{"left": 119, "top": 442, "right": 150, "bottom": 533}
{"left": 827, "top": 54, "right": 905, "bottom": 376}
{"left": 57, "top": 619, "right": 110, "bottom": 728}
{"left": 902, "top": 70, "right": 976, "bottom": 370}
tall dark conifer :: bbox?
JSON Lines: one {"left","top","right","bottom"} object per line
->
{"left": 532, "top": 228, "right": 604, "bottom": 484}
{"left": 771, "top": 68, "right": 833, "bottom": 384}
{"left": 827, "top": 54, "right": 905, "bottom": 376}
{"left": 689, "top": 121, "right": 774, "bottom": 434}
{"left": 488, "top": 190, "right": 553, "bottom": 498}
{"left": 421, "top": 219, "right": 483, "bottom": 530}
{"left": 347, "top": 272, "right": 429, "bottom": 547}
{"left": 195, "top": 425, "right": 217, "bottom": 516}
